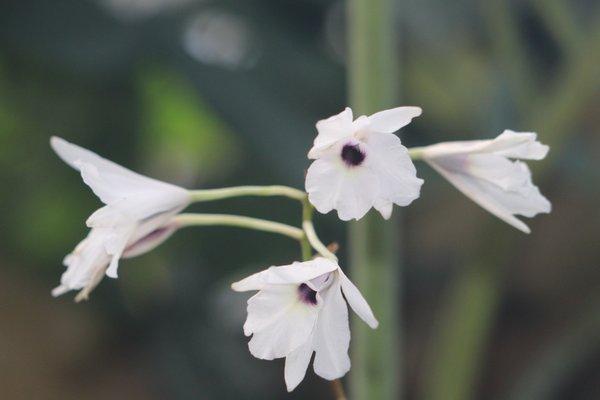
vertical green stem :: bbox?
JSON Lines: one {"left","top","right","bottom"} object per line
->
{"left": 347, "top": 0, "right": 401, "bottom": 399}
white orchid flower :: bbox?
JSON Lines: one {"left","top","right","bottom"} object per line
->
{"left": 51, "top": 137, "right": 190, "bottom": 299}
{"left": 305, "top": 106, "right": 424, "bottom": 221}
{"left": 419, "top": 130, "right": 551, "bottom": 233}
{"left": 231, "top": 257, "right": 378, "bottom": 392}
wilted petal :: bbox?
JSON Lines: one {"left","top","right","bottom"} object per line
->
{"left": 312, "top": 278, "right": 351, "bottom": 380}
{"left": 368, "top": 106, "right": 422, "bottom": 134}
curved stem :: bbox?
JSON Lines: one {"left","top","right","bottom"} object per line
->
{"left": 174, "top": 213, "right": 304, "bottom": 241}
{"left": 302, "top": 199, "right": 337, "bottom": 261}
{"left": 189, "top": 185, "right": 306, "bottom": 202}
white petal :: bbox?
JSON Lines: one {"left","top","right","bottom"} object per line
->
{"left": 308, "top": 108, "right": 355, "bottom": 158}
{"left": 373, "top": 199, "right": 393, "bottom": 219}
{"left": 337, "top": 268, "right": 378, "bottom": 329}
{"left": 104, "top": 225, "right": 136, "bottom": 278}
{"left": 368, "top": 106, "right": 422, "bottom": 134}
{"left": 51, "top": 137, "right": 189, "bottom": 205}
{"left": 481, "top": 130, "right": 549, "bottom": 160}
{"left": 122, "top": 223, "right": 178, "bottom": 259}
{"left": 420, "top": 130, "right": 549, "bottom": 161}
{"left": 312, "top": 278, "right": 351, "bottom": 380}
{"left": 54, "top": 229, "right": 111, "bottom": 296}
{"left": 364, "top": 132, "right": 423, "bottom": 209}
{"left": 284, "top": 337, "right": 314, "bottom": 392}
{"left": 231, "top": 258, "right": 339, "bottom": 292}
{"left": 305, "top": 157, "right": 380, "bottom": 221}
{"left": 427, "top": 159, "right": 551, "bottom": 233}
{"left": 246, "top": 284, "right": 319, "bottom": 360}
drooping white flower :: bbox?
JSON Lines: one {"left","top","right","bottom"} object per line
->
{"left": 50, "top": 137, "right": 190, "bottom": 299}
{"left": 419, "top": 130, "right": 551, "bottom": 233}
{"left": 305, "top": 106, "right": 424, "bottom": 221}
{"left": 231, "top": 257, "right": 378, "bottom": 392}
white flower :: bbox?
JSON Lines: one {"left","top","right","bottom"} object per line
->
{"left": 231, "top": 257, "right": 378, "bottom": 392}
{"left": 50, "top": 137, "right": 190, "bottom": 299}
{"left": 305, "top": 107, "right": 424, "bottom": 221}
{"left": 419, "top": 130, "right": 551, "bottom": 233}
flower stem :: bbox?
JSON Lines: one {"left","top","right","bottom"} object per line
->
{"left": 330, "top": 379, "right": 348, "bottom": 400}
{"left": 302, "top": 198, "right": 338, "bottom": 261}
{"left": 188, "top": 185, "right": 306, "bottom": 202}
{"left": 348, "top": 0, "right": 402, "bottom": 398}
{"left": 173, "top": 213, "right": 304, "bottom": 241}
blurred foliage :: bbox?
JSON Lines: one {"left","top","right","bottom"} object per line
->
{"left": 0, "top": 0, "right": 598, "bottom": 399}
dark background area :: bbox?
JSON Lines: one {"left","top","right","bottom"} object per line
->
{"left": 0, "top": 0, "right": 598, "bottom": 399}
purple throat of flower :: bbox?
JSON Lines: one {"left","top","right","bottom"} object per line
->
{"left": 341, "top": 143, "right": 366, "bottom": 167}
{"left": 298, "top": 283, "right": 318, "bottom": 306}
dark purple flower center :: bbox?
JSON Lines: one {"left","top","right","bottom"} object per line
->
{"left": 341, "top": 143, "right": 365, "bottom": 166}
{"left": 298, "top": 283, "right": 318, "bottom": 306}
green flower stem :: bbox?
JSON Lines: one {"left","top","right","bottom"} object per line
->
{"left": 188, "top": 185, "right": 306, "bottom": 202}
{"left": 301, "top": 198, "right": 338, "bottom": 261}
{"left": 174, "top": 213, "right": 304, "bottom": 241}
{"left": 301, "top": 198, "right": 314, "bottom": 261}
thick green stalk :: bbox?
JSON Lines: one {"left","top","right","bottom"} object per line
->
{"left": 347, "top": 0, "right": 401, "bottom": 398}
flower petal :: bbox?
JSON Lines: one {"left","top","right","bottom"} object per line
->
{"left": 308, "top": 108, "right": 355, "bottom": 159}
{"left": 231, "top": 257, "right": 339, "bottom": 292}
{"left": 284, "top": 338, "right": 314, "bottom": 392}
{"left": 481, "top": 130, "right": 549, "bottom": 160}
{"left": 427, "top": 159, "right": 551, "bottom": 233}
{"left": 337, "top": 268, "right": 379, "bottom": 329}
{"left": 368, "top": 106, "right": 422, "bottom": 134}
{"left": 51, "top": 136, "right": 188, "bottom": 205}
{"left": 305, "top": 157, "right": 380, "bottom": 221}
{"left": 364, "top": 132, "right": 423, "bottom": 212}
{"left": 246, "top": 284, "right": 319, "bottom": 360}
{"left": 122, "top": 223, "right": 178, "bottom": 259}
{"left": 312, "top": 278, "right": 351, "bottom": 380}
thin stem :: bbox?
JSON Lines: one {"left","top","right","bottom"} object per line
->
{"left": 174, "top": 213, "right": 304, "bottom": 241}
{"left": 189, "top": 185, "right": 306, "bottom": 202}
{"left": 302, "top": 199, "right": 337, "bottom": 261}
{"left": 330, "top": 379, "right": 348, "bottom": 400}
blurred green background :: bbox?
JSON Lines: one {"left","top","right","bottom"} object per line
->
{"left": 0, "top": 0, "right": 599, "bottom": 399}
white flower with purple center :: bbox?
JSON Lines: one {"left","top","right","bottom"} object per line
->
{"left": 51, "top": 137, "right": 190, "bottom": 300}
{"left": 419, "top": 130, "right": 551, "bottom": 233}
{"left": 232, "top": 257, "right": 378, "bottom": 392}
{"left": 305, "top": 106, "right": 424, "bottom": 221}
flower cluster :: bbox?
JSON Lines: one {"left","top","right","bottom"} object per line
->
{"left": 50, "top": 105, "right": 551, "bottom": 392}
